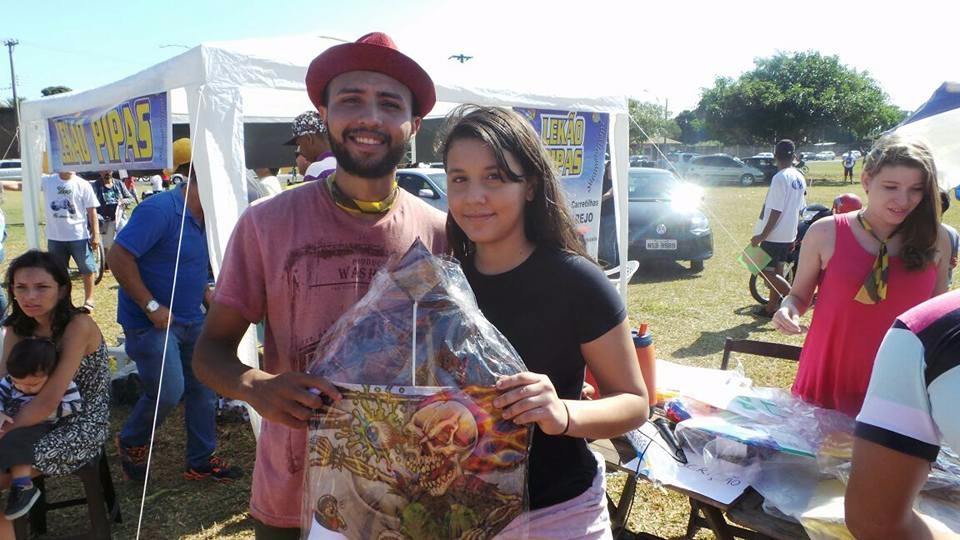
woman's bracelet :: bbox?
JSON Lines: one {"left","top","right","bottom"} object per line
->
{"left": 560, "top": 401, "right": 572, "bottom": 436}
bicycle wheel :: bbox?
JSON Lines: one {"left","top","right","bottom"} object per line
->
{"left": 749, "top": 262, "right": 796, "bottom": 306}
{"left": 749, "top": 273, "right": 769, "bottom": 305}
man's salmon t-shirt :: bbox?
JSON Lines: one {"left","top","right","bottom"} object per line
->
{"left": 213, "top": 180, "right": 447, "bottom": 528}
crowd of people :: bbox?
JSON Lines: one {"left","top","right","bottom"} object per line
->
{"left": 0, "top": 30, "right": 956, "bottom": 540}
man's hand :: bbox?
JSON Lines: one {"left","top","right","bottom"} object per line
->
{"left": 750, "top": 234, "right": 764, "bottom": 247}
{"left": 147, "top": 305, "right": 172, "bottom": 329}
{"left": 244, "top": 371, "right": 343, "bottom": 430}
{"left": 89, "top": 236, "right": 101, "bottom": 250}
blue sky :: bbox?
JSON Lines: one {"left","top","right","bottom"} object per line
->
{"left": 3, "top": 0, "right": 957, "bottom": 113}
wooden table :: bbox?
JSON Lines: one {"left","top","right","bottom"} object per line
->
{"left": 592, "top": 437, "right": 809, "bottom": 540}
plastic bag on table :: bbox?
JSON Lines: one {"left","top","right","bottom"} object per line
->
{"left": 302, "top": 240, "right": 532, "bottom": 540}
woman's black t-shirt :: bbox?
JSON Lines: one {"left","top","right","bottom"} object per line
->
{"left": 463, "top": 247, "right": 627, "bottom": 509}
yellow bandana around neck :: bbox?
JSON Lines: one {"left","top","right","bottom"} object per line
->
{"left": 326, "top": 174, "right": 399, "bottom": 216}
{"left": 855, "top": 211, "right": 897, "bottom": 304}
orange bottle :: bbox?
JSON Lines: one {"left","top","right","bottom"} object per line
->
{"left": 633, "top": 324, "right": 657, "bottom": 408}
{"left": 583, "top": 324, "right": 656, "bottom": 408}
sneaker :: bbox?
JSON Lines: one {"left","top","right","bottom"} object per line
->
{"left": 5, "top": 483, "right": 41, "bottom": 520}
{"left": 116, "top": 434, "right": 148, "bottom": 481}
{"left": 184, "top": 456, "right": 244, "bottom": 482}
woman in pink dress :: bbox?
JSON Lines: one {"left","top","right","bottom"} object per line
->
{"left": 773, "top": 134, "right": 951, "bottom": 416}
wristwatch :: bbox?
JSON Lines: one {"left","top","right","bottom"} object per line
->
{"left": 145, "top": 299, "right": 161, "bottom": 313}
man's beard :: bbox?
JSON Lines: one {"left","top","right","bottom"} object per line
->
{"left": 329, "top": 129, "right": 407, "bottom": 180}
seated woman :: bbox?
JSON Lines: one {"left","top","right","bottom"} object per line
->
{"left": 0, "top": 250, "right": 110, "bottom": 538}
{"left": 846, "top": 289, "right": 960, "bottom": 539}
{"left": 441, "top": 105, "right": 649, "bottom": 539}
{"left": 773, "top": 134, "right": 950, "bottom": 416}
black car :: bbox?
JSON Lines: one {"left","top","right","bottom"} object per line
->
{"left": 741, "top": 157, "right": 778, "bottom": 183}
{"left": 626, "top": 167, "right": 713, "bottom": 272}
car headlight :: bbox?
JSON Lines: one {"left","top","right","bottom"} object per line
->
{"left": 690, "top": 213, "right": 710, "bottom": 235}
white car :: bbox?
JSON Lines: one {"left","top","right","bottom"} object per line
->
{"left": 397, "top": 168, "right": 448, "bottom": 211}
{"left": 0, "top": 159, "right": 22, "bottom": 182}
{"left": 815, "top": 151, "right": 836, "bottom": 161}
{"left": 683, "top": 154, "right": 766, "bottom": 186}
{"left": 752, "top": 152, "right": 774, "bottom": 159}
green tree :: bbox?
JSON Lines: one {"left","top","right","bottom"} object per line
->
{"left": 40, "top": 86, "right": 72, "bottom": 96}
{"left": 628, "top": 99, "right": 679, "bottom": 150}
{"left": 697, "top": 52, "right": 905, "bottom": 144}
{"left": 674, "top": 109, "right": 709, "bottom": 144}
{"left": 1, "top": 97, "right": 25, "bottom": 109}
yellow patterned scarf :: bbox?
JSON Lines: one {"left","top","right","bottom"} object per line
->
{"left": 855, "top": 211, "right": 898, "bottom": 304}
{"left": 326, "top": 174, "right": 399, "bottom": 216}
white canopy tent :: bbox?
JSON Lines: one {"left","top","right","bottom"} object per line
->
{"left": 17, "top": 33, "right": 632, "bottom": 433}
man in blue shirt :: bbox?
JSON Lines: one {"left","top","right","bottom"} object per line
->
{"left": 108, "top": 138, "right": 241, "bottom": 483}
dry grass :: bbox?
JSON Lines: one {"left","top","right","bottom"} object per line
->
{"left": 3, "top": 160, "right": 957, "bottom": 538}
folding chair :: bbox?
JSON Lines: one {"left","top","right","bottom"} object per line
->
{"left": 605, "top": 260, "right": 640, "bottom": 293}
{"left": 719, "top": 338, "right": 801, "bottom": 371}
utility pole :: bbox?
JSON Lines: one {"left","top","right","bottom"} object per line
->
{"left": 4, "top": 39, "right": 20, "bottom": 136}
{"left": 662, "top": 98, "right": 669, "bottom": 145}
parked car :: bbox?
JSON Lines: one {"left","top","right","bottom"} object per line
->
{"left": 814, "top": 150, "right": 836, "bottom": 161}
{"left": 625, "top": 167, "right": 713, "bottom": 272}
{"left": 397, "top": 168, "right": 448, "bottom": 211}
{"left": 683, "top": 154, "right": 766, "bottom": 186}
{"left": 0, "top": 159, "right": 22, "bottom": 182}
{"left": 630, "top": 155, "right": 658, "bottom": 168}
{"left": 752, "top": 152, "right": 774, "bottom": 159}
{"left": 741, "top": 157, "right": 778, "bottom": 183}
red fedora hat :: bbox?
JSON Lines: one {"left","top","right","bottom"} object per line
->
{"left": 306, "top": 32, "right": 436, "bottom": 117}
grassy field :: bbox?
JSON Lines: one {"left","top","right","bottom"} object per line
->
{"left": 4, "top": 160, "right": 958, "bottom": 538}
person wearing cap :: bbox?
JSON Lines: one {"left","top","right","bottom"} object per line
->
{"left": 284, "top": 111, "right": 336, "bottom": 182}
{"left": 750, "top": 139, "right": 807, "bottom": 317}
{"left": 40, "top": 170, "right": 100, "bottom": 310}
{"left": 773, "top": 134, "right": 951, "bottom": 416}
{"left": 194, "top": 32, "right": 447, "bottom": 537}
{"left": 109, "top": 138, "right": 243, "bottom": 484}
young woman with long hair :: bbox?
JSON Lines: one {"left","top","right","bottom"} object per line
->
{"left": 0, "top": 250, "right": 110, "bottom": 539}
{"left": 441, "top": 105, "right": 648, "bottom": 538}
{"left": 773, "top": 134, "right": 951, "bottom": 416}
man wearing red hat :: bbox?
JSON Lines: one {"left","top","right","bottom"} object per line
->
{"left": 195, "top": 32, "right": 447, "bottom": 538}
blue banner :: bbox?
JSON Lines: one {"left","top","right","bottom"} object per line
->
{"left": 47, "top": 92, "right": 171, "bottom": 172}
{"left": 514, "top": 108, "right": 609, "bottom": 257}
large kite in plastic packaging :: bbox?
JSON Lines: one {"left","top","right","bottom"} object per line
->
{"left": 303, "top": 240, "right": 532, "bottom": 540}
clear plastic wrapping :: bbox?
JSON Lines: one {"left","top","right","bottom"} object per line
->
{"left": 302, "top": 240, "right": 532, "bottom": 539}
{"left": 671, "top": 382, "right": 960, "bottom": 535}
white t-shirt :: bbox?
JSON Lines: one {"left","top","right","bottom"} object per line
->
{"left": 753, "top": 167, "right": 806, "bottom": 243}
{"left": 151, "top": 174, "right": 163, "bottom": 192}
{"left": 304, "top": 155, "right": 337, "bottom": 182}
{"left": 843, "top": 154, "right": 856, "bottom": 168}
{"left": 40, "top": 174, "right": 100, "bottom": 241}
{"left": 259, "top": 175, "right": 282, "bottom": 196}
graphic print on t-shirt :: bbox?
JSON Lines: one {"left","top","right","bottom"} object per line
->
{"left": 49, "top": 184, "right": 79, "bottom": 218}
{"left": 284, "top": 242, "right": 392, "bottom": 372}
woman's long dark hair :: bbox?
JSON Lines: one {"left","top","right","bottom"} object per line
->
{"left": 438, "top": 105, "right": 590, "bottom": 262}
{"left": 3, "top": 250, "right": 81, "bottom": 341}
{"left": 862, "top": 134, "right": 941, "bottom": 270}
